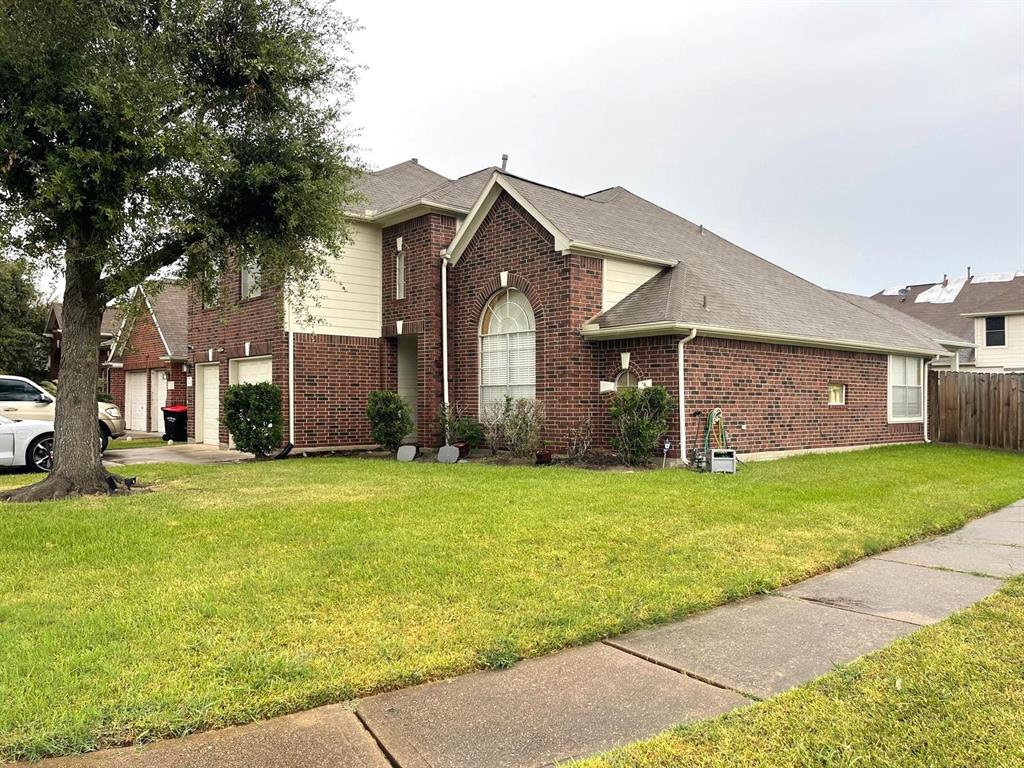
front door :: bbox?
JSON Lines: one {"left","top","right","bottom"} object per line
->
{"left": 396, "top": 336, "right": 418, "bottom": 439}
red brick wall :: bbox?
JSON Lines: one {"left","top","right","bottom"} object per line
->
{"left": 683, "top": 336, "right": 923, "bottom": 456}
{"left": 382, "top": 213, "right": 457, "bottom": 446}
{"left": 187, "top": 268, "right": 285, "bottom": 445}
{"left": 448, "top": 192, "right": 605, "bottom": 451}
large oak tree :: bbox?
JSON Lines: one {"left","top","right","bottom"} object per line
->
{"left": 0, "top": 0, "right": 361, "bottom": 500}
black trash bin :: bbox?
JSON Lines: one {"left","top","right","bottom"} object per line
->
{"left": 161, "top": 405, "right": 188, "bottom": 442}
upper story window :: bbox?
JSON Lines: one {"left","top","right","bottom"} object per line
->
{"left": 241, "top": 265, "right": 261, "bottom": 300}
{"left": 985, "top": 316, "right": 1006, "bottom": 347}
{"left": 479, "top": 289, "right": 535, "bottom": 413}
{"left": 888, "top": 355, "right": 923, "bottom": 422}
{"left": 396, "top": 249, "right": 405, "bottom": 299}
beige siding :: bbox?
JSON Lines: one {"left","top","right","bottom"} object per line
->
{"left": 974, "top": 314, "right": 1024, "bottom": 370}
{"left": 288, "top": 222, "right": 382, "bottom": 337}
{"left": 601, "top": 257, "right": 662, "bottom": 311}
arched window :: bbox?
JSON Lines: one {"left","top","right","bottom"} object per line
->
{"left": 615, "top": 369, "right": 638, "bottom": 390}
{"left": 480, "top": 288, "right": 536, "bottom": 411}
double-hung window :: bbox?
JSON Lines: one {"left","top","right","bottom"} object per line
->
{"left": 985, "top": 316, "right": 1006, "bottom": 347}
{"left": 888, "top": 355, "right": 923, "bottom": 422}
{"left": 241, "top": 264, "right": 261, "bottom": 300}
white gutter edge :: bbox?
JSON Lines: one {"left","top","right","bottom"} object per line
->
{"left": 582, "top": 321, "right": 952, "bottom": 358}
{"left": 677, "top": 328, "right": 698, "bottom": 464}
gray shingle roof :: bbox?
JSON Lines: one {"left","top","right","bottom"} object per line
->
{"left": 48, "top": 303, "right": 120, "bottom": 336}
{"left": 351, "top": 159, "right": 450, "bottom": 214}
{"left": 149, "top": 283, "right": 188, "bottom": 358}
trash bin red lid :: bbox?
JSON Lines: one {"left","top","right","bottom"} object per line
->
{"left": 162, "top": 405, "right": 187, "bottom": 413}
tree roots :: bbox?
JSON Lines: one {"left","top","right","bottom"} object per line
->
{"left": 0, "top": 471, "right": 139, "bottom": 503}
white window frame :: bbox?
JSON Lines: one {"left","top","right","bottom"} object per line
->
{"left": 615, "top": 369, "right": 638, "bottom": 390}
{"left": 478, "top": 289, "right": 536, "bottom": 415}
{"left": 241, "top": 264, "right": 261, "bottom": 300}
{"left": 984, "top": 316, "right": 1006, "bottom": 347}
{"left": 827, "top": 382, "right": 846, "bottom": 406}
{"left": 395, "top": 250, "right": 405, "bottom": 300}
{"left": 887, "top": 355, "right": 924, "bottom": 423}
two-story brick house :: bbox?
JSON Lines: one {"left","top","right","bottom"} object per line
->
{"left": 187, "top": 159, "right": 968, "bottom": 460}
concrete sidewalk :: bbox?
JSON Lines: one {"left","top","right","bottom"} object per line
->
{"left": 103, "top": 444, "right": 252, "bottom": 466}
{"left": 17, "top": 501, "right": 1024, "bottom": 768}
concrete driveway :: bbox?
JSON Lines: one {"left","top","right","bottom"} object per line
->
{"left": 103, "top": 444, "right": 252, "bottom": 466}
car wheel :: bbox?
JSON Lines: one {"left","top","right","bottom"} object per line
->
{"left": 99, "top": 425, "right": 109, "bottom": 454}
{"left": 27, "top": 434, "right": 55, "bottom": 473}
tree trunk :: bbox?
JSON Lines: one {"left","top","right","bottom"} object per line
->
{"left": 1, "top": 252, "right": 111, "bottom": 501}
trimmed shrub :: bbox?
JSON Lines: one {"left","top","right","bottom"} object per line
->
{"left": 479, "top": 396, "right": 544, "bottom": 457}
{"left": 609, "top": 385, "right": 675, "bottom": 466}
{"left": 222, "top": 382, "right": 283, "bottom": 458}
{"left": 366, "top": 390, "right": 413, "bottom": 452}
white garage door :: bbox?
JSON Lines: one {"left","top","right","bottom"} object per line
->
{"left": 232, "top": 357, "right": 273, "bottom": 385}
{"left": 150, "top": 369, "right": 168, "bottom": 432}
{"left": 125, "top": 371, "right": 148, "bottom": 432}
{"left": 197, "top": 363, "right": 220, "bottom": 446}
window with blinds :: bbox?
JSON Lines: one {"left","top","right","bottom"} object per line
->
{"left": 888, "top": 355, "right": 923, "bottom": 422}
{"left": 479, "top": 289, "right": 536, "bottom": 412}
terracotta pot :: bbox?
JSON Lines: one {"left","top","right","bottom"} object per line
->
{"left": 535, "top": 449, "right": 553, "bottom": 465}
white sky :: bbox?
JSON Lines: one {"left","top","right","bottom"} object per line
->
{"left": 340, "top": 0, "right": 1024, "bottom": 295}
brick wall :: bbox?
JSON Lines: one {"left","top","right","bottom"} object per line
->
{"left": 382, "top": 213, "right": 457, "bottom": 446}
{"left": 448, "top": 192, "right": 605, "bottom": 451}
{"left": 683, "top": 336, "right": 923, "bottom": 456}
{"left": 187, "top": 269, "right": 285, "bottom": 445}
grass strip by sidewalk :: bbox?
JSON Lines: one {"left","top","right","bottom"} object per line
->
{"left": 572, "top": 576, "right": 1024, "bottom": 768}
{"left": 1, "top": 444, "right": 1022, "bottom": 760}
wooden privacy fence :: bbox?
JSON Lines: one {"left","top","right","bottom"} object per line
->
{"left": 929, "top": 370, "right": 1024, "bottom": 451}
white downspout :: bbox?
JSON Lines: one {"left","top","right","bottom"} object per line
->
{"left": 287, "top": 298, "right": 296, "bottom": 446}
{"left": 441, "top": 256, "right": 450, "bottom": 409}
{"left": 677, "top": 328, "right": 698, "bottom": 464}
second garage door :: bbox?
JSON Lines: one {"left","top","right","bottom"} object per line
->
{"left": 196, "top": 363, "right": 220, "bottom": 446}
{"left": 124, "top": 371, "right": 148, "bottom": 432}
{"left": 231, "top": 356, "right": 273, "bottom": 386}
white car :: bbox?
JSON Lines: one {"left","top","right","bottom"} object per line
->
{"left": 0, "top": 414, "right": 55, "bottom": 472}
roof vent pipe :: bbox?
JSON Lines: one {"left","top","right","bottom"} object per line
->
{"left": 943, "top": 273, "right": 948, "bottom": 286}
{"left": 967, "top": 265, "right": 972, "bottom": 280}
{"left": 501, "top": 154, "right": 508, "bottom": 171}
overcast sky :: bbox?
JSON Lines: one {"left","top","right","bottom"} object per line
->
{"left": 340, "top": 0, "right": 1023, "bottom": 295}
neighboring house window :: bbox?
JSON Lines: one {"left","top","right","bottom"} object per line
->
{"left": 828, "top": 382, "right": 846, "bottom": 406}
{"left": 888, "top": 355, "right": 923, "bottom": 421}
{"left": 241, "top": 265, "right": 261, "bottom": 299}
{"left": 396, "top": 250, "right": 405, "bottom": 299}
{"left": 616, "top": 370, "right": 638, "bottom": 390}
{"left": 985, "top": 316, "right": 1006, "bottom": 347}
{"left": 479, "top": 288, "right": 536, "bottom": 412}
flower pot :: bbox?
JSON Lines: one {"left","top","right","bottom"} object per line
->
{"left": 535, "top": 449, "right": 553, "bottom": 465}
{"left": 454, "top": 441, "right": 470, "bottom": 459}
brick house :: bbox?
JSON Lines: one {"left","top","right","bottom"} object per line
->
{"left": 187, "top": 159, "right": 969, "bottom": 460}
{"left": 106, "top": 283, "right": 188, "bottom": 433}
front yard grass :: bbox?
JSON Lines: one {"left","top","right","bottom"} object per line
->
{"left": 108, "top": 436, "right": 173, "bottom": 450}
{"left": 0, "top": 444, "right": 1022, "bottom": 760}
{"left": 572, "top": 576, "right": 1024, "bottom": 768}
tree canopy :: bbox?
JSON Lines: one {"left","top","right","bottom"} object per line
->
{"left": 0, "top": 257, "right": 49, "bottom": 380}
{"left": 0, "top": 0, "right": 361, "bottom": 305}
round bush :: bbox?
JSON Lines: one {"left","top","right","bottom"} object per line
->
{"left": 222, "top": 382, "right": 283, "bottom": 458}
{"left": 366, "top": 390, "right": 413, "bottom": 452}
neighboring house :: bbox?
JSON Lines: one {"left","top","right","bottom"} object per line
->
{"left": 188, "top": 159, "right": 971, "bottom": 459}
{"left": 872, "top": 273, "right": 1024, "bottom": 373}
{"left": 43, "top": 303, "right": 120, "bottom": 382}
{"left": 106, "top": 283, "right": 188, "bottom": 433}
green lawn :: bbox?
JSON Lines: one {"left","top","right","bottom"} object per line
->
{"left": 0, "top": 444, "right": 1022, "bottom": 761}
{"left": 572, "top": 576, "right": 1024, "bottom": 768}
